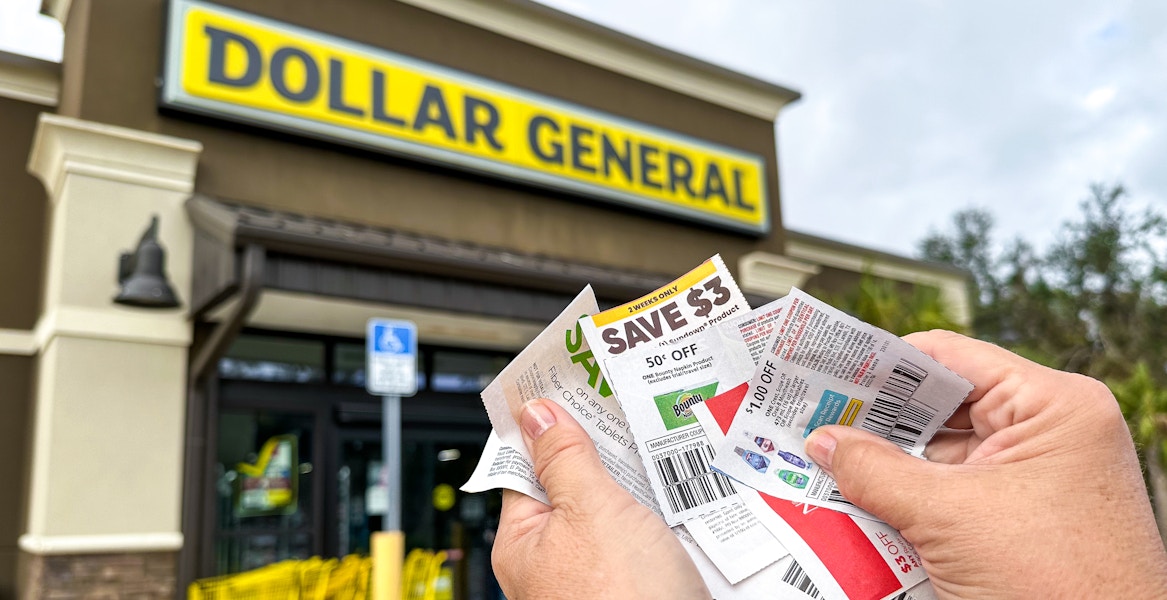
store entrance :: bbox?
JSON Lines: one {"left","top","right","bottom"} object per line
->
{"left": 210, "top": 332, "right": 509, "bottom": 599}
{"left": 335, "top": 427, "right": 501, "bottom": 599}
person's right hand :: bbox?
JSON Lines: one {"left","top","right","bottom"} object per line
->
{"left": 804, "top": 330, "right": 1167, "bottom": 598}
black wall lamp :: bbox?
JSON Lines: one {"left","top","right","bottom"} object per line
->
{"left": 114, "top": 215, "right": 181, "bottom": 308}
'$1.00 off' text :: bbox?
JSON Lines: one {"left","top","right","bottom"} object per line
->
{"left": 562, "top": 387, "right": 637, "bottom": 451}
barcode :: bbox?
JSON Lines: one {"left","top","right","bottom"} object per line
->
{"left": 653, "top": 445, "right": 736, "bottom": 513}
{"left": 859, "top": 359, "right": 929, "bottom": 443}
{"left": 886, "top": 359, "right": 927, "bottom": 396}
{"left": 781, "top": 560, "right": 822, "bottom": 599}
{"left": 826, "top": 485, "right": 854, "bottom": 506}
{"left": 887, "top": 399, "right": 939, "bottom": 450}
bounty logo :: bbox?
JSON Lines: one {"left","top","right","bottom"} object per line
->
{"left": 653, "top": 381, "right": 719, "bottom": 430}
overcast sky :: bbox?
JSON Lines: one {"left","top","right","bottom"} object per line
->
{"left": 3, "top": 0, "right": 1164, "bottom": 257}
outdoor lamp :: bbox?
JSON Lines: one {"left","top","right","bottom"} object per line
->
{"left": 114, "top": 215, "right": 181, "bottom": 308}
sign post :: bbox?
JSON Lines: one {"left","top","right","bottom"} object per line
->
{"left": 366, "top": 319, "right": 418, "bottom": 600}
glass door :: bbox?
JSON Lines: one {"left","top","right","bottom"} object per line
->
{"left": 213, "top": 408, "right": 321, "bottom": 574}
{"left": 335, "top": 426, "right": 503, "bottom": 600}
{"left": 403, "top": 434, "right": 503, "bottom": 600}
{"left": 335, "top": 431, "right": 383, "bottom": 556}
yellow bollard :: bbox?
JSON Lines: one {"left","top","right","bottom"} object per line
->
{"left": 372, "top": 530, "right": 405, "bottom": 600}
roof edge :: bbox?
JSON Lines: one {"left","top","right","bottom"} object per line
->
{"left": 785, "top": 229, "right": 971, "bottom": 279}
{"left": 397, "top": 0, "right": 801, "bottom": 121}
{"left": 0, "top": 49, "right": 60, "bottom": 107}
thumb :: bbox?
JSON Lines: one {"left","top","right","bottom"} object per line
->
{"left": 805, "top": 425, "right": 938, "bottom": 529}
{"left": 519, "top": 398, "right": 616, "bottom": 511}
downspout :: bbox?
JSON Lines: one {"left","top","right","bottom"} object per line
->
{"left": 189, "top": 244, "right": 267, "bottom": 380}
{"left": 177, "top": 244, "right": 266, "bottom": 596}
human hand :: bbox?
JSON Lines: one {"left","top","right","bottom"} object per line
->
{"left": 804, "top": 329, "right": 1167, "bottom": 599}
{"left": 492, "top": 398, "right": 711, "bottom": 600}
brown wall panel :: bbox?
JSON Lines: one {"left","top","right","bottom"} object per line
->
{"left": 0, "top": 97, "right": 48, "bottom": 330}
{"left": 63, "top": 0, "right": 786, "bottom": 279}
{"left": 802, "top": 266, "right": 865, "bottom": 297}
{"left": 0, "top": 355, "right": 34, "bottom": 599}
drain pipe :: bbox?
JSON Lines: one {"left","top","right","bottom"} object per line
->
{"left": 190, "top": 244, "right": 267, "bottom": 382}
{"left": 177, "top": 244, "right": 266, "bottom": 596}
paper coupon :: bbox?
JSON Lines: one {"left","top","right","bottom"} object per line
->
{"left": 461, "top": 430, "right": 545, "bottom": 499}
{"left": 579, "top": 255, "right": 751, "bottom": 524}
{"left": 579, "top": 255, "right": 749, "bottom": 364}
{"left": 602, "top": 328, "right": 790, "bottom": 582}
{"left": 464, "top": 273, "right": 954, "bottom": 599}
{"left": 466, "top": 286, "right": 658, "bottom": 509}
{"left": 602, "top": 330, "right": 754, "bottom": 525}
{"left": 461, "top": 282, "right": 783, "bottom": 596}
{"left": 675, "top": 523, "right": 822, "bottom": 600}
{"left": 695, "top": 384, "right": 930, "bottom": 600}
{"left": 711, "top": 288, "right": 973, "bottom": 518}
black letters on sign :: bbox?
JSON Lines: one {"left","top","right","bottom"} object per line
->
{"left": 528, "top": 115, "right": 564, "bottom": 165}
{"left": 412, "top": 84, "right": 458, "bottom": 140}
{"left": 328, "top": 58, "right": 364, "bottom": 116}
{"left": 270, "top": 47, "right": 320, "bottom": 103}
{"left": 463, "top": 95, "right": 504, "bottom": 151}
{"left": 370, "top": 70, "right": 407, "bottom": 127}
{"left": 205, "top": 26, "right": 261, "bottom": 88}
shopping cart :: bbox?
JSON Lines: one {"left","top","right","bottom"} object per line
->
{"left": 400, "top": 549, "right": 453, "bottom": 600}
{"left": 189, "top": 555, "right": 372, "bottom": 600}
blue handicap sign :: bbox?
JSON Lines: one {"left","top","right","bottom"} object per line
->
{"left": 366, "top": 319, "right": 418, "bottom": 396}
{"left": 372, "top": 323, "right": 413, "bottom": 355}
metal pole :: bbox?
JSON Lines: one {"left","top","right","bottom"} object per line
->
{"left": 382, "top": 394, "right": 402, "bottom": 531}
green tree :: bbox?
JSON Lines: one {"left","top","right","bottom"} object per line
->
{"left": 920, "top": 184, "right": 1167, "bottom": 379}
{"left": 816, "top": 272, "right": 966, "bottom": 337}
{"left": 1042, "top": 184, "right": 1167, "bottom": 380}
{"left": 1111, "top": 363, "right": 1167, "bottom": 539}
{"left": 920, "top": 183, "right": 1167, "bottom": 539}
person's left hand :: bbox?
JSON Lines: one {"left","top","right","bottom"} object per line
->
{"left": 492, "top": 398, "right": 711, "bottom": 599}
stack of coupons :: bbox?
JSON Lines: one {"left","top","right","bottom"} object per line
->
{"left": 463, "top": 255, "right": 973, "bottom": 600}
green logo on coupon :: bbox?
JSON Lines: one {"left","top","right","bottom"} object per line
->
{"left": 653, "top": 381, "right": 719, "bottom": 430}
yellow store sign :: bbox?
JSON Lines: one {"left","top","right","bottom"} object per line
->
{"left": 162, "top": 0, "right": 769, "bottom": 234}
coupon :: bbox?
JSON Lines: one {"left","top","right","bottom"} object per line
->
{"left": 602, "top": 330, "right": 754, "bottom": 524}
{"left": 461, "top": 282, "right": 783, "bottom": 596}
{"left": 579, "top": 254, "right": 751, "bottom": 524}
{"left": 694, "top": 383, "right": 930, "bottom": 600}
{"left": 461, "top": 430, "right": 545, "bottom": 500}
{"left": 711, "top": 288, "right": 973, "bottom": 518}
{"left": 464, "top": 286, "right": 657, "bottom": 509}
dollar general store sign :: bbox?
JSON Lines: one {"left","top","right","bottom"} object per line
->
{"left": 161, "top": 0, "right": 769, "bottom": 234}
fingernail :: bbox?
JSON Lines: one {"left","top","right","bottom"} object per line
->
{"left": 521, "top": 400, "right": 557, "bottom": 440}
{"left": 805, "top": 430, "right": 837, "bottom": 472}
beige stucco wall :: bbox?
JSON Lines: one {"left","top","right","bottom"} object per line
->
{"left": 21, "top": 114, "right": 201, "bottom": 555}
{"left": 29, "top": 337, "right": 188, "bottom": 538}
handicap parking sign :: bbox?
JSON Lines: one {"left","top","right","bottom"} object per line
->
{"left": 366, "top": 319, "right": 418, "bottom": 396}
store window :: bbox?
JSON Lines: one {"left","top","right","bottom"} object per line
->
{"left": 331, "top": 342, "right": 367, "bottom": 387}
{"left": 220, "top": 334, "right": 508, "bottom": 394}
{"left": 219, "top": 335, "right": 325, "bottom": 383}
{"left": 214, "top": 410, "right": 317, "bottom": 574}
{"left": 430, "top": 351, "right": 509, "bottom": 394}
{"left": 211, "top": 331, "right": 510, "bottom": 598}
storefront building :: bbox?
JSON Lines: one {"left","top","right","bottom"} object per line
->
{"left": 0, "top": 1, "right": 970, "bottom": 598}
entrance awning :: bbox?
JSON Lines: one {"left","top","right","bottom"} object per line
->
{"left": 186, "top": 194, "right": 681, "bottom": 323}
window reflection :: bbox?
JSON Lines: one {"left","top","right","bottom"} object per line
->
{"left": 219, "top": 336, "right": 325, "bottom": 383}
{"left": 216, "top": 333, "right": 511, "bottom": 394}
{"left": 430, "top": 351, "right": 508, "bottom": 393}
{"left": 215, "top": 410, "right": 315, "bottom": 574}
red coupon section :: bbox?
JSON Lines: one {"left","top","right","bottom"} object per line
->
{"left": 706, "top": 385, "right": 906, "bottom": 600}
